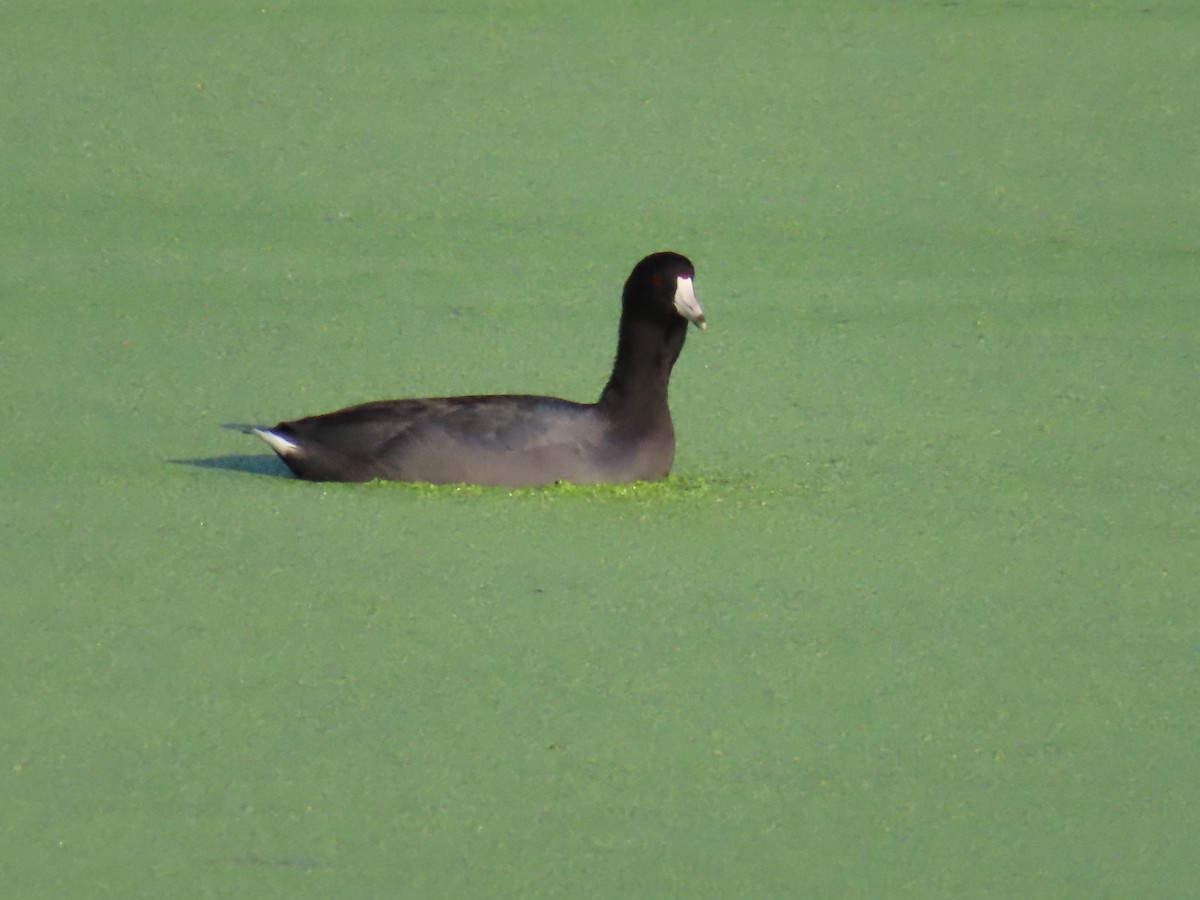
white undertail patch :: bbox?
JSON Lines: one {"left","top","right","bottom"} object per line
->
{"left": 252, "top": 427, "right": 301, "bottom": 457}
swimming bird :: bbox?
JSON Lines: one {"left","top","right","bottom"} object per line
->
{"left": 229, "top": 251, "right": 706, "bottom": 486}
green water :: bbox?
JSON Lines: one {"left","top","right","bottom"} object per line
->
{"left": 4, "top": 1, "right": 1198, "bottom": 896}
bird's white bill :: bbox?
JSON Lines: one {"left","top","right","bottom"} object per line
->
{"left": 674, "top": 276, "right": 707, "bottom": 330}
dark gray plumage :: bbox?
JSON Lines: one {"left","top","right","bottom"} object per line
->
{"left": 230, "top": 251, "right": 706, "bottom": 486}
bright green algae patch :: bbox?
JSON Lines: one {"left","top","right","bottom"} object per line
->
{"left": 4, "top": 1, "right": 1200, "bottom": 898}
{"left": 368, "top": 473, "right": 733, "bottom": 501}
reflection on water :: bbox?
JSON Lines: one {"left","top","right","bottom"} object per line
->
{"left": 168, "top": 454, "right": 291, "bottom": 479}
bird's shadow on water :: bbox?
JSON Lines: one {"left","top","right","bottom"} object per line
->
{"left": 169, "top": 454, "right": 292, "bottom": 479}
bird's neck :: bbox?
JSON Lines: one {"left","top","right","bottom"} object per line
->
{"left": 597, "top": 316, "right": 687, "bottom": 426}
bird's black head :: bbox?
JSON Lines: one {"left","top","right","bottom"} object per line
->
{"left": 622, "top": 251, "right": 706, "bottom": 331}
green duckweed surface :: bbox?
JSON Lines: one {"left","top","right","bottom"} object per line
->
{"left": 4, "top": 1, "right": 1198, "bottom": 896}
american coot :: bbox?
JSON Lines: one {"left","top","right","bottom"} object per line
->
{"left": 229, "top": 251, "right": 706, "bottom": 486}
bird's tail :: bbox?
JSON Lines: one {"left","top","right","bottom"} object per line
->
{"left": 223, "top": 423, "right": 300, "bottom": 456}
